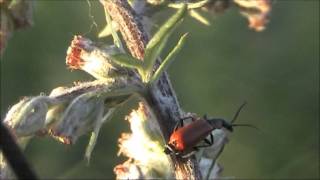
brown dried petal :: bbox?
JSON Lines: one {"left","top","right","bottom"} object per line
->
{"left": 234, "top": 0, "right": 272, "bottom": 31}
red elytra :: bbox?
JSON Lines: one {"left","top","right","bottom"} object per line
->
{"left": 168, "top": 119, "right": 213, "bottom": 152}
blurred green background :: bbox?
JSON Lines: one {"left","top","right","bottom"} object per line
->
{"left": 1, "top": 0, "right": 319, "bottom": 179}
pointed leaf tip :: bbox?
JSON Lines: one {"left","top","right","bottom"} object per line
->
{"left": 143, "top": 4, "right": 188, "bottom": 81}
{"left": 150, "top": 32, "right": 189, "bottom": 84}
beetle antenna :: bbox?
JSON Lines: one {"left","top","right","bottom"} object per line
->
{"left": 231, "top": 101, "right": 247, "bottom": 124}
{"left": 232, "top": 123, "right": 259, "bottom": 131}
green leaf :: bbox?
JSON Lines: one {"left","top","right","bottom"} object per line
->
{"left": 85, "top": 130, "right": 98, "bottom": 164}
{"left": 110, "top": 53, "right": 147, "bottom": 80}
{"left": 111, "top": 53, "right": 143, "bottom": 70}
{"left": 189, "top": 9, "right": 210, "bottom": 26}
{"left": 103, "top": 6, "right": 123, "bottom": 50}
{"left": 168, "top": 0, "right": 209, "bottom": 9}
{"left": 98, "top": 22, "right": 119, "bottom": 38}
{"left": 143, "top": 4, "right": 187, "bottom": 76}
{"left": 85, "top": 108, "right": 115, "bottom": 165}
{"left": 150, "top": 33, "right": 188, "bottom": 84}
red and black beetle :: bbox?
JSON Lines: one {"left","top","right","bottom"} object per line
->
{"left": 164, "top": 102, "right": 254, "bottom": 157}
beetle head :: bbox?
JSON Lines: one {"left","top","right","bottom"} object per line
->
{"left": 222, "top": 120, "right": 234, "bottom": 132}
{"left": 207, "top": 102, "right": 258, "bottom": 132}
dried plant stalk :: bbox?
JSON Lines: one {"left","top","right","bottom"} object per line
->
{"left": 101, "top": 0, "right": 201, "bottom": 179}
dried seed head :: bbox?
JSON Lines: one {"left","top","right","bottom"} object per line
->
{"left": 0, "top": 8, "right": 14, "bottom": 55}
{"left": 3, "top": 97, "right": 31, "bottom": 128}
{"left": 45, "top": 104, "right": 66, "bottom": 128}
{"left": 234, "top": 0, "right": 272, "bottom": 31}
{"left": 4, "top": 97, "right": 51, "bottom": 137}
{"left": 51, "top": 92, "right": 104, "bottom": 144}
{"left": 114, "top": 159, "right": 146, "bottom": 179}
{"left": 116, "top": 103, "right": 172, "bottom": 178}
{"left": 66, "top": 35, "right": 93, "bottom": 69}
{"left": 1, "top": 0, "right": 34, "bottom": 54}
{"left": 66, "top": 35, "right": 129, "bottom": 80}
{"left": 48, "top": 129, "right": 72, "bottom": 145}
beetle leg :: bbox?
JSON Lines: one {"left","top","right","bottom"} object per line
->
{"left": 173, "top": 119, "right": 183, "bottom": 131}
{"left": 195, "top": 136, "right": 214, "bottom": 148}
{"left": 189, "top": 116, "right": 197, "bottom": 122}
{"left": 174, "top": 116, "right": 193, "bottom": 131}
{"left": 181, "top": 151, "right": 197, "bottom": 158}
{"left": 203, "top": 139, "right": 211, "bottom": 145}
{"left": 205, "top": 133, "right": 214, "bottom": 146}
{"left": 194, "top": 144, "right": 211, "bottom": 148}
{"left": 180, "top": 114, "right": 197, "bottom": 121}
{"left": 194, "top": 134, "right": 214, "bottom": 150}
{"left": 180, "top": 118, "right": 184, "bottom": 128}
{"left": 179, "top": 116, "right": 193, "bottom": 122}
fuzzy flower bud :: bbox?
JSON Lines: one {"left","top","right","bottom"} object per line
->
{"left": 66, "top": 35, "right": 129, "bottom": 80}
{"left": 4, "top": 96, "right": 52, "bottom": 137}
{"left": 116, "top": 103, "right": 172, "bottom": 178}
{"left": 51, "top": 91, "right": 104, "bottom": 144}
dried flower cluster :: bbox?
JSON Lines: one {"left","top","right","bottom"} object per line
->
{"left": 234, "top": 0, "right": 271, "bottom": 31}
{"left": 0, "top": 0, "right": 34, "bottom": 54}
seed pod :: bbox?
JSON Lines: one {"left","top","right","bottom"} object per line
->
{"left": 45, "top": 104, "right": 67, "bottom": 128}
{"left": 51, "top": 92, "right": 104, "bottom": 144}
{"left": 4, "top": 96, "right": 51, "bottom": 137}
{"left": 3, "top": 97, "right": 31, "bottom": 128}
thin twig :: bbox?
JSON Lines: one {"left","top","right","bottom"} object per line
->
{"left": 0, "top": 123, "right": 38, "bottom": 179}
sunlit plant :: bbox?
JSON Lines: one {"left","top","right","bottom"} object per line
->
{"left": 0, "top": 0, "right": 271, "bottom": 179}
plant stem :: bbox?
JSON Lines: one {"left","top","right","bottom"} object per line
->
{"left": 100, "top": 0, "right": 201, "bottom": 179}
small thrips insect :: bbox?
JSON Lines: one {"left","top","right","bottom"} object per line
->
{"left": 164, "top": 102, "right": 256, "bottom": 157}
